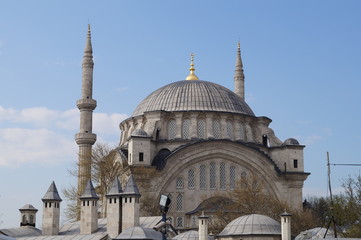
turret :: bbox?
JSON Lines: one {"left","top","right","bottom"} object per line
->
{"left": 121, "top": 175, "right": 141, "bottom": 231}
{"left": 80, "top": 180, "right": 99, "bottom": 234}
{"left": 280, "top": 211, "right": 292, "bottom": 240}
{"left": 106, "top": 177, "right": 123, "bottom": 238}
{"left": 19, "top": 204, "right": 38, "bottom": 227}
{"left": 198, "top": 213, "right": 209, "bottom": 240}
{"left": 234, "top": 42, "right": 245, "bottom": 100}
{"left": 42, "top": 181, "right": 62, "bottom": 235}
{"left": 75, "top": 24, "right": 97, "bottom": 196}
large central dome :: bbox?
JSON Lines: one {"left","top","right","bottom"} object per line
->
{"left": 132, "top": 80, "right": 255, "bottom": 117}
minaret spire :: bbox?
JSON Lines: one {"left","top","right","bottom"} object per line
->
{"left": 75, "top": 25, "right": 97, "bottom": 204}
{"left": 186, "top": 53, "right": 199, "bottom": 80}
{"left": 234, "top": 42, "right": 245, "bottom": 100}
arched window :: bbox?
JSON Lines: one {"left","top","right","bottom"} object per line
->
{"left": 188, "top": 169, "right": 195, "bottom": 189}
{"left": 176, "top": 217, "right": 184, "bottom": 227}
{"left": 192, "top": 216, "right": 197, "bottom": 226}
{"left": 210, "top": 162, "right": 216, "bottom": 189}
{"left": 239, "top": 122, "right": 245, "bottom": 140}
{"left": 212, "top": 119, "right": 221, "bottom": 138}
{"left": 230, "top": 166, "right": 236, "bottom": 190}
{"left": 176, "top": 177, "right": 184, "bottom": 189}
{"left": 168, "top": 119, "right": 176, "bottom": 139}
{"left": 22, "top": 215, "right": 26, "bottom": 224}
{"left": 220, "top": 162, "right": 226, "bottom": 190}
{"left": 29, "top": 215, "right": 34, "bottom": 224}
{"left": 176, "top": 194, "right": 183, "bottom": 211}
{"left": 197, "top": 118, "right": 206, "bottom": 139}
{"left": 200, "top": 165, "right": 206, "bottom": 189}
{"left": 226, "top": 120, "right": 233, "bottom": 139}
{"left": 182, "top": 118, "right": 191, "bottom": 139}
{"left": 168, "top": 194, "right": 173, "bottom": 210}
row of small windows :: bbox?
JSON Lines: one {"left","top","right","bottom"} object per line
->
{"left": 167, "top": 118, "right": 245, "bottom": 140}
{"left": 44, "top": 202, "right": 60, "bottom": 208}
{"left": 82, "top": 200, "right": 97, "bottom": 207}
{"left": 176, "top": 163, "right": 238, "bottom": 191}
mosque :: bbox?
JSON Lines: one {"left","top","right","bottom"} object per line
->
{"left": 0, "top": 25, "right": 310, "bottom": 240}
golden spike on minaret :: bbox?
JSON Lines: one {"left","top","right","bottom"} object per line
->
{"left": 186, "top": 53, "right": 199, "bottom": 80}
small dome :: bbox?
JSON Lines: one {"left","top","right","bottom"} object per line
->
{"left": 19, "top": 204, "right": 38, "bottom": 211}
{"left": 283, "top": 138, "right": 300, "bottom": 145}
{"left": 295, "top": 227, "right": 334, "bottom": 240}
{"left": 219, "top": 214, "right": 280, "bottom": 236}
{"left": 131, "top": 129, "right": 148, "bottom": 137}
{"left": 172, "top": 230, "right": 199, "bottom": 240}
{"left": 132, "top": 80, "right": 254, "bottom": 117}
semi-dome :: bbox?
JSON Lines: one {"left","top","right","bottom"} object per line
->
{"left": 132, "top": 80, "right": 255, "bottom": 117}
{"left": 283, "top": 138, "right": 300, "bottom": 146}
{"left": 219, "top": 214, "right": 281, "bottom": 236}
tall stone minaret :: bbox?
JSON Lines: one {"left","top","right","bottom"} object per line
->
{"left": 234, "top": 42, "right": 245, "bottom": 100}
{"left": 75, "top": 24, "right": 97, "bottom": 196}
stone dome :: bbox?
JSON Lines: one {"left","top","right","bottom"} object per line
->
{"left": 132, "top": 80, "right": 255, "bottom": 117}
{"left": 219, "top": 214, "right": 281, "bottom": 236}
{"left": 131, "top": 129, "right": 148, "bottom": 137}
{"left": 283, "top": 138, "right": 300, "bottom": 145}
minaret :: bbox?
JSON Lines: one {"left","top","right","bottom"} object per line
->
{"left": 75, "top": 24, "right": 97, "bottom": 196}
{"left": 106, "top": 177, "right": 123, "bottom": 238}
{"left": 42, "top": 181, "right": 62, "bottom": 235}
{"left": 198, "top": 212, "right": 209, "bottom": 240}
{"left": 80, "top": 180, "right": 99, "bottom": 234}
{"left": 234, "top": 42, "right": 245, "bottom": 100}
{"left": 185, "top": 53, "right": 199, "bottom": 80}
{"left": 280, "top": 211, "right": 292, "bottom": 240}
{"left": 121, "top": 175, "right": 141, "bottom": 231}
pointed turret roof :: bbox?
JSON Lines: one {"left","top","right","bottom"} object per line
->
{"left": 79, "top": 180, "right": 99, "bottom": 200}
{"left": 122, "top": 175, "right": 141, "bottom": 196}
{"left": 82, "top": 24, "right": 94, "bottom": 65}
{"left": 106, "top": 177, "right": 123, "bottom": 197}
{"left": 42, "top": 181, "right": 62, "bottom": 202}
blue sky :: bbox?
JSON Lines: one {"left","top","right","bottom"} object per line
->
{"left": 1, "top": 0, "right": 361, "bottom": 228}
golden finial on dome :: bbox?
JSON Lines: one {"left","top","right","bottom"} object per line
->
{"left": 186, "top": 53, "right": 199, "bottom": 80}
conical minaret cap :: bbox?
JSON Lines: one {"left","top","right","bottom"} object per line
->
{"left": 106, "top": 177, "right": 123, "bottom": 197}
{"left": 122, "top": 175, "right": 141, "bottom": 196}
{"left": 185, "top": 53, "right": 199, "bottom": 80}
{"left": 82, "top": 24, "right": 94, "bottom": 65}
{"left": 79, "top": 180, "right": 99, "bottom": 200}
{"left": 42, "top": 181, "right": 62, "bottom": 202}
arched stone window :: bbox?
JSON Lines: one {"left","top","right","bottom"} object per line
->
{"left": 212, "top": 119, "right": 221, "bottom": 138}
{"left": 220, "top": 162, "right": 226, "bottom": 190}
{"left": 239, "top": 122, "right": 245, "bottom": 140}
{"left": 197, "top": 118, "right": 206, "bottom": 139}
{"left": 182, "top": 118, "right": 191, "bottom": 139}
{"left": 168, "top": 119, "right": 176, "bottom": 139}
{"left": 188, "top": 169, "right": 195, "bottom": 189}
{"left": 210, "top": 162, "right": 216, "bottom": 189}
{"left": 176, "top": 217, "right": 184, "bottom": 227}
{"left": 230, "top": 166, "right": 236, "bottom": 190}
{"left": 29, "top": 215, "right": 34, "bottom": 224}
{"left": 192, "top": 216, "right": 197, "bottom": 226}
{"left": 176, "top": 177, "right": 184, "bottom": 189}
{"left": 200, "top": 165, "right": 206, "bottom": 189}
{"left": 22, "top": 215, "right": 26, "bottom": 224}
{"left": 226, "top": 120, "right": 234, "bottom": 140}
{"left": 176, "top": 194, "right": 183, "bottom": 211}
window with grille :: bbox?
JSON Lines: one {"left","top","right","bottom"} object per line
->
{"left": 226, "top": 120, "right": 233, "bottom": 139}
{"left": 192, "top": 216, "right": 197, "bottom": 226}
{"left": 182, "top": 118, "right": 190, "bottom": 139}
{"left": 197, "top": 118, "right": 206, "bottom": 139}
{"left": 168, "top": 119, "right": 176, "bottom": 139}
{"left": 230, "top": 166, "right": 236, "bottom": 190}
{"left": 168, "top": 194, "right": 173, "bottom": 210}
{"left": 188, "top": 169, "right": 195, "bottom": 189}
{"left": 176, "top": 217, "right": 184, "bottom": 227}
{"left": 239, "top": 122, "right": 245, "bottom": 140}
{"left": 212, "top": 119, "right": 220, "bottom": 138}
{"left": 220, "top": 162, "right": 226, "bottom": 190}
{"left": 176, "top": 194, "right": 183, "bottom": 211}
{"left": 210, "top": 162, "right": 216, "bottom": 189}
{"left": 176, "top": 177, "right": 184, "bottom": 189}
{"left": 200, "top": 165, "right": 206, "bottom": 189}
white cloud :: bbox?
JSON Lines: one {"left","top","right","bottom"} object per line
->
{"left": 0, "top": 128, "right": 77, "bottom": 167}
{"left": 93, "top": 113, "right": 127, "bottom": 135}
{"left": 115, "top": 87, "right": 129, "bottom": 93}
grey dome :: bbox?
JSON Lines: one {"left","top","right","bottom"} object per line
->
{"left": 131, "top": 129, "right": 148, "bottom": 137}
{"left": 19, "top": 204, "right": 38, "bottom": 211}
{"left": 172, "top": 230, "right": 199, "bottom": 240}
{"left": 219, "top": 214, "right": 280, "bottom": 236}
{"left": 132, "top": 80, "right": 255, "bottom": 117}
{"left": 283, "top": 138, "right": 300, "bottom": 145}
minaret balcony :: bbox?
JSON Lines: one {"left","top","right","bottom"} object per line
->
{"left": 75, "top": 133, "right": 97, "bottom": 145}
{"left": 77, "top": 99, "right": 97, "bottom": 110}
